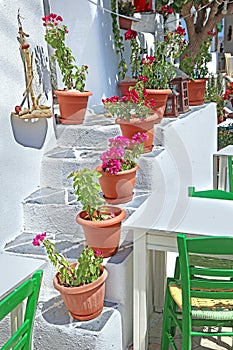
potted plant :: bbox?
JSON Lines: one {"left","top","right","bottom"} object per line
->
{"left": 96, "top": 133, "right": 146, "bottom": 204}
{"left": 205, "top": 73, "right": 225, "bottom": 123}
{"left": 139, "top": 25, "right": 187, "bottom": 114}
{"left": 42, "top": 13, "right": 92, "bottom": 124}
{"left": 118, "top": 29, "right": 147, "bottom": 96}
{"left": 68, "top": 168, "right": 126, "bottom": 258}
{"left": 118, "top": 0, "right": 136, "bottom": 30}
{"left": 180, "top": 32, "right": 215, "bottom": 105}
{"left": 32, "top": 232, "right": 108, "bottom": 320}
{"left": 102, "top": 82, "right": 161, "bottom": 152}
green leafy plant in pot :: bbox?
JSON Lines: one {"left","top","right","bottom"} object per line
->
{"left": 180, "top": 32, "right": 215, "bottom": 105}
{"left": 42, "top": 13, "right": 92, "bottom": 124}
{"left": 68, "top": 168, "right": 126, "bottom": 257}
{"left": 32, "top": 232, "right": 108, "bottom": 320}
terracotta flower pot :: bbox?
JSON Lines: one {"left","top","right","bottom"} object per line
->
{"left": 53, "top": 264, "right": 108, "bottom": 321}
{"left": 54, "top": 90, "right": 92, "bottom": 124}
{"left": 76, "top": 206, "right": 126, "bottom": 258}
{"left": 118, "top": 79, "right": 137, "bottom": 96}
{"left": 188, "top": 79, "right": 207, "bottom": 106}
{"left": 96, "top": 164, "right": 139, "bottom": 204}
{"left": 116, "top": 113, "right": 162, "bottom": 153}
{"left": 145, "top": 88, "right": 172, "bottom": 116}
{"left": 119, "top": 17, "right": 133, "bottom": 30}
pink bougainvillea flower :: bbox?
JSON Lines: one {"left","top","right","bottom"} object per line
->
{"left": 32, "top": 232, "right": 47, "bottom": 246}
{"left": 95, "top": 249, "right": 102, "bottom": 256}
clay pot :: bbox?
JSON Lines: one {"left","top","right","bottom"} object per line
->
{"left": 118, "top": 80, "right": 137, "bottom": 96}
{"left": 145, "top": 88, "right": 172, "bottom": 116}
{"left": 53, "top": 264, "right": 108, "bottom": 321}
{"left": 54, "top": 90, "right": 92, "bottom": 124}
{"left": 76, "top": 206, "right": 126, "bottom": 258}
{"left": 96, "top": 164, "right": 139, "bottom": 204}
{"left": 119, "top": 17, "right": 133, "bottom": 30}
{"left": 187, "top": 79, "right": 207, "bottom": 106}
{"left": 116, "top": 113, "right": 162, "bottom": 153}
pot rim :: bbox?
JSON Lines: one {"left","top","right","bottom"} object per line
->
{"left": 53, "top": 264, "right": 108, "bottom": 294}
{"left": 54, "top": 90, "right": 93, "bottom": 97}
{"left": 115, "top": 112, "right": 160, "bottom": 125}
{"left": 96, "top": 164, "right": 139, "bottom": 176}
{"left": 145, "top": 88, "right": 172, "bottom": 94}
{"left": 76, "top": 206, "right": 126, "bottom": 228}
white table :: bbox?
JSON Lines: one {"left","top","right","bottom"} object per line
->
{"left": 0, "top": 252, "right": 44, "bottom": 333}
{"left": 124, "top": 190, "right": 233, "bottom": 350}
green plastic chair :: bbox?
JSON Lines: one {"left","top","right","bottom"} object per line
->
{"left": 161, "top": 234, "right": 233, "bottom": 350}
{"left": 0, "top": 270, "right": 43, "bottom": 350}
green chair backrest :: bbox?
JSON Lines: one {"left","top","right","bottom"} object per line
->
{"left": 177, "top": 234, "right": 233, "bottom": 325}
{"left": 0, "top": 270, "right": 43, "bottom": 350}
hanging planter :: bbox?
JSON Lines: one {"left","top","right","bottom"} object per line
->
{"left": 10, "top": 114, "right": 48, "bottom": 149}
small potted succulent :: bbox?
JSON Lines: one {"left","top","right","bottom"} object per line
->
{"left": 68, "top": 168, "right": 126, "bottom": 258}
{"left": 96, "top": 133, "right": 147, "bottom": 204}
{"left": 180, "top": 32, "right": 215, "bottom": 105}
{"left": 102, "top": 82, "right": 161, "bottom": 152}
{"left": 32, "top": 232, "right": 108, "bottom": 320}
{"left": 42, "top": 13, "right": 92, "bottom": 124}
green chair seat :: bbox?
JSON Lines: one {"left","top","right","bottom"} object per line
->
{"left": 161, "top": 234, "right": 233, "bottom": 350}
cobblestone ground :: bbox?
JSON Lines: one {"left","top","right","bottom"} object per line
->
{"left": 147, "top": 312, "right": 233, "bottom": 350}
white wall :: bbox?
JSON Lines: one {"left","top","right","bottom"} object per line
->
{"left": 48, "top": 0, "right": 119, "bottom": 111}
{"left": 0, "top": 0, "right": 56, "bottom": 248}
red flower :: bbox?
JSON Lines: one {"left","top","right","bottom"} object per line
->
{"left": 175, "top": 26, "right": 186, "bottom": 36}
{"left": 125, "top": 29, "right": 137, "bottom": 40}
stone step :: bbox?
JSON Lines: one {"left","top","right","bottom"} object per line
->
{"left": 55, "top": 112, "right": 120, "bottom": 148}
{"left": 22, "top": 187, "right": 150, "bottom": 235}
{"left": 40, "top": 144, "right": 164, "bottom": 190}
{"left": 4, "top": 232, "right": 133, "bottom": 350}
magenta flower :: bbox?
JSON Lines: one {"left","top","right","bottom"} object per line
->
{"left": 32, "top": 232, "right": 46, "bottom": 246}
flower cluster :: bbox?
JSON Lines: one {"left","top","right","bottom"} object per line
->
{"left": 100, "top": 134, "right": 147, "bottom": 175}
{"left": 160, "top": 4, "right": 174, "bottom": 15}
{"left": 180, "top": 34, "right": 214, "bottom": 79}
{"left": 139, "top": 26, "right": 186, "bottom": 89}
{"left": 42, "top": 13, "right": 88, "bottom": 91}
{"left": 223, "top": 81, "right": 233, "bottom": 106}
{"left": 32, "top": 232, "right": 103, "bottom": 287}
{"left": 102, "top": 83, "right": 156, "bottom": 120}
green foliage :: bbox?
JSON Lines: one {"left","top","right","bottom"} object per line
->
{"left": 43, "top": 14, "right": 88, "bottom": 91}
{"left": 205, "top": 73, "right": 225, "bottom": 118}
{"left": 118, "top": 0, "right": 136, "bottom": 16}
{"left": 111, "top": 0, "right": 128, "bottom": 80}
{"left": 180, "top": 38, "right": 212, "bottom": 79}
{"left": 68, "top": 168, "right": 105, "bottom": 220}
{"left": 42, "top": 239, "right": 103, "bottom": 287}
{"left": 218, "top": 124, "right": 233, "bottom": 150}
